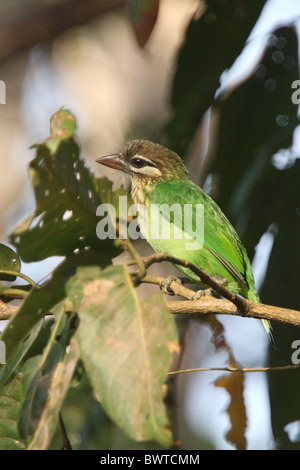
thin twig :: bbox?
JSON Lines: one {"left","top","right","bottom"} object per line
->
{"left": 167, "top": 363, "right": 300, "bottom": 376}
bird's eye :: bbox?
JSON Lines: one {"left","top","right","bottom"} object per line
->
{"left": 131, "top": 157, "right": 147, "bottom": 169}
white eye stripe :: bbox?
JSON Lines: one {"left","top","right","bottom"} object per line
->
{"left": 129, "top": 154, "right": 161, "bottom": 176}
{"left": 129, "top": 165, "right": 162, "bottom": 177}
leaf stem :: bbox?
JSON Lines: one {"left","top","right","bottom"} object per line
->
{"left": 0, "top": 287, "right": 27, "bottom": 298}
{"left": 122, "top": 239, "right": 146, "bottom": 280}
{"left": 0, "top": 270, "right": 38, "bottom": 288}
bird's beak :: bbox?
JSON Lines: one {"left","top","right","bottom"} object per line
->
{"left": 96, "top": 153, "right": 127, "bottom": 172}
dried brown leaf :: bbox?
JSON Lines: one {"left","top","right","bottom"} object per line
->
{"left": 210, "top": 315, "right": 248, "bottom": 450}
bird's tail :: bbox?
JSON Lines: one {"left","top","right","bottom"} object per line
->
{"left": 247, "top": 289, "right": 276, "bottom": 348}
{"left": 261, "top": 319, "right": 276, "bottom": 348}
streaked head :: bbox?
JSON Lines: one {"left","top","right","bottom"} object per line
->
{"left": 96, "top": 140, "right": 188, "bottom": 183}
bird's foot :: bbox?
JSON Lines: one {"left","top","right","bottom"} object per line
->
{"left": 211, "top": 275, "right": 229, "bottom": 288}
{"left": 159, "top": 275, "right": 182, "bottom": 295}
{"left": 192, "top": 288, "right": 213, "bottom": 300}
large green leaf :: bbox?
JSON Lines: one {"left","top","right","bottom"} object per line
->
{"left": 9, "top": 108, "right": 127, "bottom": 262}
{"left": 27, "top": 336, "right": 80, "bottom": 450}
{"left": 67, "top": 264, "right": 178, "bottom": 447}
{"left": 0, "top": 374, "right": 25, "bottom": 449}
{"left": 0, "top": 250, "right": 109, "bottom": 387}
{"left": 16, "top": 302, "right": 79, "bottom": 449}
{"left": 0, "top": 319, "right": 43, "bottom": 387}
{"left": 17, "top": 301, "right": 69, "bottom": 443}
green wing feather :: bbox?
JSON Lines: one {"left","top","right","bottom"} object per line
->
{"left": 147, "top": 180, "right": 254, "bottom": 295}
{"left": 145, "top": 179, "right": 274, "bottom": 344}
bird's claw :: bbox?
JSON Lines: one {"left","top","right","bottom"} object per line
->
{"left": 211, "top": 275, "right": 229, "bottom": 288}
{"left": 191, "top": 276, "right": 228, "bottom": 300}
{"left": 159, "top": 275, "right": 182, "bottom": 295}
{"left": 192, "top": 288, "right": 213, "bottom": 300}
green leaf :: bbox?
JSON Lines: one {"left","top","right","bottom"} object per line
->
{"left": 128, "top": 0, "right": 159, "bottom": 48}
{"left": 0, "top": 251, "right": 109, "bottom": 385}
{"left": 9, "top": 108, "right": 127, "bottom": 262}
{"left": 27, "top": 336, "right": 80, "bottom": 450}
{"left": 0, "top": 319, "right": 43, "bottom": 387}
{"left": 0, "top": 244, "right": 21, "bottom": 282}
{"left": 67, "top": 264, "right": 178, "bottom": 447}
{"left": 0, "top": 374, "right": 25, "bottom": 449}
{"left": 17, "top": 301, "right": 74, "bottom": 445}
{"left": 50, "top": 108, "right": 77, "bottom": 136}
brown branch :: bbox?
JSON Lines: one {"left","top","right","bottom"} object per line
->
{"left": 2, "top": 281, "right": 299, "bottom": 327}
{"left": 141, "top": 273, "right": 300, "bottom": 327}
{"left": 130, "top": 252, "right": 251, "bottom": 312}
{"left": 166, "top": 296, "right": 300, "bottom": 327}
{"left": 0, "top": 300, "right": 18, "bottom": 321}
{"left": 129, "top": 253, "right": 300, "bottom": 328}
{"left": 2, "top": 252, "right": 300, "bottom": 329}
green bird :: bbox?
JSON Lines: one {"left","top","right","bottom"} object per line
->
{"left": 97, "top": 140, "right": 274, "bottom": 344}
